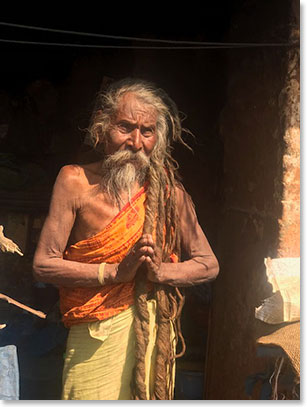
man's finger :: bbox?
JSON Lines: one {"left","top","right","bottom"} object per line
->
{"left": 138, "top": 245, "right": 154, "bottom": 256}
{"left": 145, "top": 255, "right": 153, "bottom": 264}
{"left": 138, "top": 234, "right": 155, "bottom": 247}
{"left": 132, "top": 238, "right": 155, "bottom": 255}
{"left": 135, "top": 255, "right": 146, "bottom": 266}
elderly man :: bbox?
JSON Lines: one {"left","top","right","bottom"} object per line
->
{"left": 33, "top": 78, "right": 219, "bottom": 400}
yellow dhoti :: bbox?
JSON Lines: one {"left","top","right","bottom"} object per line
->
{"left": 62, "top": 300, "right": 175, "bottom": 400}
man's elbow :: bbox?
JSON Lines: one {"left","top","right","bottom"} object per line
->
{"left": 208, "top": 257, "right": 219, "bottom": 281}
{"left": 32, "top": 258, "right": 48, "bottom": 283}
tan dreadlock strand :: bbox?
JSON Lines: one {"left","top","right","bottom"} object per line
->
{"left": 132, "top": 165, "right": 159, "bottom": 400}
{"left": 132, "top": 152, "right": 187, "bottom": 400}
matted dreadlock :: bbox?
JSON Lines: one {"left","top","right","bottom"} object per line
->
{"left": 88, "top": 78, "right": 191, "bottom": 400}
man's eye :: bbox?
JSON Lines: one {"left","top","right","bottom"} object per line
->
{"left": 117, "top": 123, "right": 131, "bottom": 133}
{"left": 142, "top": 128, "right": 155, "bottom": 137}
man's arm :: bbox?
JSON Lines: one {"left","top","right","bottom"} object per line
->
{"left": 33, "top": 165, "right": 103, "bottom": 287}
{"left": 146, "top": 185, "right": 219, "bottom": 287}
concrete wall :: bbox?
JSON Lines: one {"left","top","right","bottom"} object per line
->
{"left": 205, "top": 0, "right": 299, "bottom": 400}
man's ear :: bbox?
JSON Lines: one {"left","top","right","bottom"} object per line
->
{"left": 96, "top": 131, "right": 110, "bottom": 155}
{"left": 95, "top": 135, "right": 107, "bottom": 154}
{"left": 95, "top": 143, "right": 105, "bottom": 154}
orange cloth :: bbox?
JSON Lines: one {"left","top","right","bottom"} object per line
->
{"left": 59, "top": 185, "right": 147, "bottom": 327}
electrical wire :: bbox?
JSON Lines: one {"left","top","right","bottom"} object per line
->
{"left": 0, "top": 21, "right": 297, "bottom": 48}
{"left": 0, "top": 38, "right": 297, "bottom": 50}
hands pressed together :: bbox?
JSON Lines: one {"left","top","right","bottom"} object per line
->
{"left": 115, "top": 234, "right": 163, "bottom": 283}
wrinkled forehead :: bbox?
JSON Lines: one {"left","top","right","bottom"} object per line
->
{"left": 114, "top": 92, "right": 158, "bottom": 124}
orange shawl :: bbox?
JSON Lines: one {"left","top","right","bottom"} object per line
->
{"left": 59, "top": 185, "right": 147, "bottom": 327}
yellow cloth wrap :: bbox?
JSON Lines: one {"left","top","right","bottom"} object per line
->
{"left": 61, "top": 299, "right": 175, "bottom": 400}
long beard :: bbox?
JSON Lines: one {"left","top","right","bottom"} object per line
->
{"left": 100, "top": 150, "right": 150, "bottom": 205}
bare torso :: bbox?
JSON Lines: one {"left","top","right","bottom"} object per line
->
{"left": 33, "top": 161, "right": 218, "bottom": 288}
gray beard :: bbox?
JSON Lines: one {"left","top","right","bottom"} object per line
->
{"left": 100, "top": 150, "right": 150, "bottom": 205}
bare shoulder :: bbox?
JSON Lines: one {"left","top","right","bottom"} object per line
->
{"left": 175, "top": 182, "right": 191, "bottom": 201}
{"left": 57, "top": 164, "right": 82, "bottom": 180}
{"left": 49, "top": 164, "right": 96, "bottom": 214}
{"left": 56, "top": 162, "right": 101, "bottom": 190}
{"left": 52, "top": 165, "right": 91, "bottom": 202}
{"left": 175, "top": 182, "right": 186, "bottom": 197}
{"left": 55, "top": 164, "right": 84, "bottom": 192}
{"left": 175, "top": 182, "right": 195, "bottom": 213}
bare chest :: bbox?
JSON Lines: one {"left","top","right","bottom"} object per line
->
{"left": 69, "top": 188, "right": 135, "bottom": 245}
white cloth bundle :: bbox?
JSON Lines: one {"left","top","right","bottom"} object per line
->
{"left": 255, "top": 257, "right": 300, "bottom": 324}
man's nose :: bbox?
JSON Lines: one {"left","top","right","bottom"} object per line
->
{"left": 130, "top": 128, "right": 142, "bottom": 151}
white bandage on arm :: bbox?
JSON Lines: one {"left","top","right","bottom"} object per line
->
{"left": 98, "top": 262, "right": 106, "bottom": 285}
